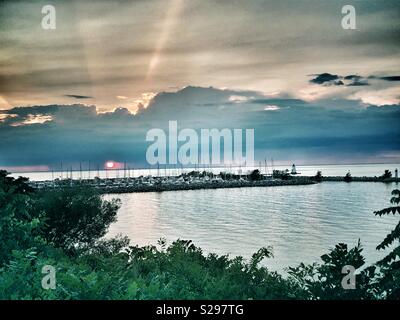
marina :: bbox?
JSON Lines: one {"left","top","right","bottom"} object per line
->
{"left": 28, "top": 170, "right": 316, "bottom": 193}
{"left": 24, "top": 165, "right": 398, "bottom": 194}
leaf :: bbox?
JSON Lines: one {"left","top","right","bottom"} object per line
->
{"left": 376, "top": 221, "right": 400, "bottom": 250}
{"left": 374, "top": 206, "right": 400, "bottom": 216}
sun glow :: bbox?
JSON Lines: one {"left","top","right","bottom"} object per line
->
{"left": 145, "top": 0, "right": 184, "bottom": 79}
{"left": 106, "top": 161, "right": 115, "bottom": 169}
{"left": 9, "top": 114, "right": 53, "bottom": 127}
{"left": 133, "top": 92, "right": 156, "bottom": 109}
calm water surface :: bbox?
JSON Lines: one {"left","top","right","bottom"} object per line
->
{"left": 106, "top": 181, "right": 399, "bottom": 271}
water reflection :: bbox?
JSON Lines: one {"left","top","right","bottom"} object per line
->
{"left": 106, "top": 182, "right": 398, "bottom": 271}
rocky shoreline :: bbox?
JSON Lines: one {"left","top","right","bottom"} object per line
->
{"left": 31, "top": 174, "right": 398, "bottom": 195}
{"left": 33, "top": 176, "right": 316, "bottom": 194}
{"left": 96, "top": 177, "right": 316, "bottom": 194}
{"left": 318, "top": 176, "right": 398, "bottom": 182}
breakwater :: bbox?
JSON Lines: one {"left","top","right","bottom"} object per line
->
{"left": 96, "top": 178, "right": 315, "bottom": 194}
{"left": 318, "top": 176, "right": 398, "bottom": 182}
{"left": 30, "top": 173, "right": 398, "bottom": 195}
{"left": 31, "top": 176, "right": 316, "bottom": 194}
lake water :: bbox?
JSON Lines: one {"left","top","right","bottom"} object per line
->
{"left": 106, "top": 181, "right": 399, "bottom": 272}
{"left": 8, "top": 163, "right": 400, "bottom": 271}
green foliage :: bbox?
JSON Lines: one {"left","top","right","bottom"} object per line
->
{"left": 0, "top": 171, "right": 46, "bottom": 266}
{"left": 374, "top": 190, "right": 400, "bottom": 258}
{"left": 219, "top": 172, "right": 235, "bottom": 180}
{"left": 272, "top": 170, "right": 290, "bottom": 180}
{"left": 288, "top": 241, "right": 374, "bottom": 299}
{"left": 313, "top": 171, "right": 323, "bottom": 182}
{"left": 35, "top": 188, "right": 121, "bottom": 254}
{"left": 0, "top": 170, "right": 33, "bottom": 194}
{"left": 344, "top": 171, "right": 352, "bottom": 182}
{"left": 1, "top": 170, "right": 400, "bottom": 300}
{"left": 249, "top": 169, "right": 261, "bottom": 181}
{"left": 372, "top": 189, "right": 400, "bottom": 299}
{"left": 380, "top": 170, "right": 392, "bottom": 180}
{"left": 0, "top": 239, "right": 306, "bottom": 300}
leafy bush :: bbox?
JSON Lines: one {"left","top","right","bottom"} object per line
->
{"left": 0, "top": 171, "right": 46, "bottom": 266}
{"left": 288, "top": 241, "right": 374, "bottom": 299}
{"left": 1, "top": 171, "right": 400, "bottom": 300}
{"left": 313, "top": 171, "right": 323, "bottom": 182}
{"left": 344, "top": 172, "right": 352, "bottom": 182}
{"left": 249, "top": 169, "right": 261, "bottom": 181}
{"left": 372, "top": 189, "right": 400, "bottom": 299}
{"left": 35, "top": 188, "right": 121, "bottom": 254}
{"left": 380, "top": 170, "right": 392, "bottom": 180}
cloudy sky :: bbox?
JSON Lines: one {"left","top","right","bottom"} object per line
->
{"left": 0, "top": 0, "right": 399, "bottom": 169}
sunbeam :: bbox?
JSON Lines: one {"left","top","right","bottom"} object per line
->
{"left": 145, "top": 0, "right": 184, "bottom": 80}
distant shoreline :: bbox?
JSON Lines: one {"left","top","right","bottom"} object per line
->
{"left": 320, "top": 176, "right": 398, "bottom": 182}
{"left": 6, "top": 162, "right": 400, "bottom": 175}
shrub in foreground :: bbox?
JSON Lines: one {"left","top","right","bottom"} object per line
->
{"left": 1, "top": 171, "right": 399, "bottom": 300}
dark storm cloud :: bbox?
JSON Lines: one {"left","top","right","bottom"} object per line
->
{"left": 344, "top": 75, "right": 370, "bottom": 86}
{"left": 0, "top": 87, "right": 399, "bottom": 167}
{"left": 0, "top": 1, "right": 399, "bottom": 165}
{"left": 65, "top": 95, "right": 93, "bottom": 99}
{"left": 0, "top": 104, "right": 97, "bottom": 117}
{"left": 379, "top": 76, "right": 400, "bottom": 82}
{"left": 309, "top": 73, "right": 344, "bottom": 86}
{"left": 311, "top": 73, "right": 400, "bottom": 88}
{"left": 0, "top": 104, "right": 98, "bottom": 126}
{"left": 310, "top": 73, "right": 370, "bottom": 87}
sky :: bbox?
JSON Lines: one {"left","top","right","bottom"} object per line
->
{"left": 0, "top": 0, "right": 399, "bottom": 170}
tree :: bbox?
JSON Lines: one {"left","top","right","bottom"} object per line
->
{"left": 373, "top": 189, "right": 400, "bottom": 299}
{"left": 35, "top": 188, "right": 121, "bottom": 254}
{"left": 0, "top": 171, "right": 45, "bottom": 266}
{"left": 344, "top": 171, "right": 352, "bottom": 182}
{"left": 314, "top": 171, "right": 323, "bottom": 182}
{"left": 0, "top": 170, "right": 33, "bottom": 194}
{"left": 272, "top": 170, "right": 290, "bottom": 180}
{"left": 249, "top": 169, "right": 261, "bottom": 181}
{"left": 288, "top": 241, "right": 372, "bottom": 299}
{"left": 380, "top": 170, "right": 392, "bottom": 180}
{"left": 374, "top": 190, "right": 400, "bottom": 260}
